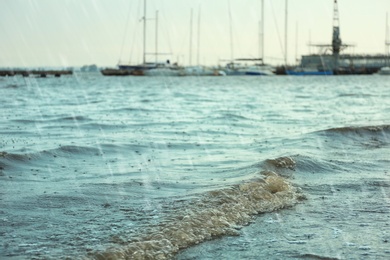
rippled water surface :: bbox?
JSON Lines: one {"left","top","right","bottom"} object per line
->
{"left": 1, "top": 74, "right": 389, "bottom": 259}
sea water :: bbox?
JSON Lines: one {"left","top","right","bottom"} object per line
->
{"left": 0, "top": 74, "right": 389, "bottom": 259}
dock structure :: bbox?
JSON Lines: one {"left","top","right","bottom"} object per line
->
{"left": 100, "top": 68, "right": 139, "bottom": 76}
{"left": 276, "top": 0, "right": 389, "bottom": 75}
{"left": 299, "top": 54, "right": 388, "bottom": 74}
{"left": 0, "top": 69, "right": 73, "bottom": 77}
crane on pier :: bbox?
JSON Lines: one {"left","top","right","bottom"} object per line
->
{"left": 331, "top": 0, "right": 342, "bottom": 66}
{"left": 331, "top": 1, "right": 343, "bottom": 51}
{"left": 309, "top": 0, "right": 353, "bottom": 69}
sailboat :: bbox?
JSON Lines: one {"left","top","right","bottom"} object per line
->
{"left": 102, "top": 0, "right": 181, "bottom": 76}
{"left": 286, "top": 0, "right": 335, "bottom": 75}
{"left": 222, "top": 0, "right": 275, "bottom": 76}
{"left": 377, "top": 12, "right": 390, "bottom": 75}
{"left": 223, "top": 59, "right": 275, "bottom": 76}
{"left": 177, "top": 7, "right": 224, "bottom": 76}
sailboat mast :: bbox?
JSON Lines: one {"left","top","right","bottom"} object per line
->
{"left": 386, "top": 12, "right": 389, "bottom": 64}
{"left": 143, "top": 0, "right": 147, "bottom": 64}
{"left": 189, "top": 8, "right": 193, "bottom": 66}
{"left": 261, "top": 0, "right": 264, "bottom": 64}
{"left": 228, "top": 0, "right": 234, "bottom": 61}
{"left": 155, "top": 10, "right": 158, "bottom": 64}
{"left": 284, "top": 0, "right": 288, "bottom": 66}
{"left": 197, "top": 5, "right": 201, "bottom": 66}
{"left": 295, "top": 21, "right": 298, "bottom": 64}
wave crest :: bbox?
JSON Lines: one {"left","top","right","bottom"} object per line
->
{"left": 88, "top": 172, "right": 305, "bottom": 260}
{"left": 322, "top": 125, "right": 390, "bottom": 134}
{"left": 264, "top": 157, "right": 296, "bottom": 170}
{"left": 317, "top": 124, "right": 390, "bottom": 150}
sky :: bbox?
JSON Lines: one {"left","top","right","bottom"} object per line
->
{"left": 0, "top": 0, "right": 389, "bottom": 67}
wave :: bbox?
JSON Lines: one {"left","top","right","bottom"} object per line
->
{"left": 54, "top": 145, "right": 100, "bottom": 154}
{"left": 11, "top": 119, "right": 39, "bottom": 124}
{"left": 1, "top": 84, "right": 20, "bottom": 89}
{"left": 209, "top": 112, "right": 252, "bottom": 122}
{"left": 86, "top": 166, "right": 306, "bottom": 260}
{"left": 11, "top": 115, "right": 91, "bottom": 124}
{"left": 1, "top": 145, "right": 99, "bottom": 158}
{"left": 0, "top": 145, "right": 100, "bottom": 170}
{"left": 110, "top": 107, "right": 155, "bottom": 113}
{"left": 315, "top": 124, "right": 390, "bottom": 150}
{"left": 261, "top": 154, "right": 343, "bottom": 178}
{"left": 61, "top": 115, "right": 91, "bottom": 122}
{"left": 319, "top": 124, "right": 390, "bottom": 135}
{"left": 263, "top": 156, "right": 296, "bottom": 170}
{"left": 0, "top": 150, "right": 37, "bottom": 162}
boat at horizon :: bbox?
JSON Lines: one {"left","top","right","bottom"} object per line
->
{"left": 222, "top": 59, "right": 275, "bottom": 76}
{"left": 376, "top": 66, "right": 390, "bottom": 75}
{"left": 102, "top": 0, "right": 185, "bottom": 76}
{"left": 286, "top": 67, "right": 333, "bottom": 76}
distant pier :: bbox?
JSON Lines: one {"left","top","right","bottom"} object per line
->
{"left": 100, "top": 68, "right": 138, "bottom": 76}
{"left": 0, "top": 69, "right": 73, "bottom": 77}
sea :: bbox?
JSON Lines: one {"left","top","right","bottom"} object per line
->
{"left": 0, "top": 73, "right": 389, "bottom": 260}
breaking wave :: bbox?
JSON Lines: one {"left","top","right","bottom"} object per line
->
{"left": 87, "top": 163, "right": 306, "bottom": 260}
{"left": 318, "top": 124, "right": 390, "bottom": 136}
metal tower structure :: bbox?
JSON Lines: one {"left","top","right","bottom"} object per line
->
{"left": 331, "top": 0, "right": 346, "bottom": 69}
{"left": 308, "top": 0, "right": 352, "bottom": 70}
{"left": 298, "top": 1, "right": 388, "bottom": 74}
{"left": 332, "top": 0, "right": 342, "bottom": 58}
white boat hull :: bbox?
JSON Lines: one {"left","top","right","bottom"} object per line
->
{"left": 377, "top": 67, "right": 390, "bottom": 75}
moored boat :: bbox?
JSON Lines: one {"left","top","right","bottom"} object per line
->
{"left": 377, "top": 66, "right": 390, "bottom": 75}
{"left": 222, "top": 59, "right": 275, "bottom": 76}
{"left": 101, "top": 68, "right": 134, "bottom": 76}
{"left": 286, "top": 68, "right": 333, "bottom": 76}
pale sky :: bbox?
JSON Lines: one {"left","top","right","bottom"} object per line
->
{"left": 0, "top": 0, "right": 389, "bottom": 67}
